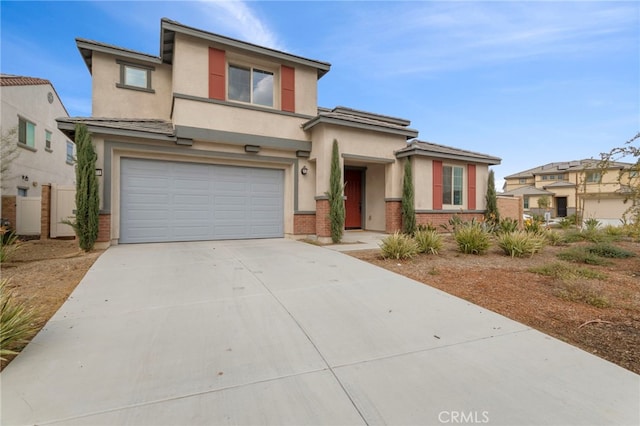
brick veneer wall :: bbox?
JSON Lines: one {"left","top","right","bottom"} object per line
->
{"left": 315, "top": 199, "right": 331, "bottom": 238}
{"left": 294, "top": 213, "right": 316, "bottom": 235}
{"left": 385, "top": 200, "right": 402, "bottom": 233}
{"left": 416, "top": 211, "right": 484, "bottom": 230}
{"left": 40, "top": 184, "right": 51, "bottom": 239}
{"left": 1, "top": 195, "right": 17, "bottom": 231}
{"left": 97, "top": 213, "right": 111, "bottom": 243}
{"left": 497, "top": 195, "right": 523, "bottom": 228}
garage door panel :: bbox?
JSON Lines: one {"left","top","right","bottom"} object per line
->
{"left": 120, "top": 158, "right": 283, "bottom": 243}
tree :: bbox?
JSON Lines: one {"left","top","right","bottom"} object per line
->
{"left": 326, "top": 139, "right": 345, "bottom": 243}
{"left": 484, "top": 169, "right": 499, "bottom": 226}
{"left": 401, "top": 159, "right": 416, "bottom": 235}
{"left": 599, "top": 132, "right": 640, "bottom": 221}
{"left": 537, "top": 195, "right": 550, "bottom": 210}
{"left": 73, "top": 124, "right": 99, "bottom": 251}
{"left": 0, "top": 127, "right": 20, "bottom": 192}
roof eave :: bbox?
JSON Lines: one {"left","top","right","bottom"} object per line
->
{"left": 395, "top": 148, "right": 501, "bottom": 165}
{"left": 76, "top": 38, "right": 162, "bottom": 75}
{"left": 56, "top": 118, "right": 176, "bottom": 142}
{"left": 303, "top": 116, "right": 418, "bottom": 139}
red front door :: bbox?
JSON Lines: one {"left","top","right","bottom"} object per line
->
{"left": 344, "top": 169, "right": 362, "bottom": 229}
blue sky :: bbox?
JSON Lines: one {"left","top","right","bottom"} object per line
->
{"left": 1, "top": 1, "right": 638, "bottom": 189}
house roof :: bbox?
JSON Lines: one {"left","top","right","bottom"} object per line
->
{"left": 501, "top": 185, "right": 554, "bottom": 197}
{"left": 57, "top": 117, "right": 176, "bottom": 141}
{"left": 160, "top": 19, "right": 331, "bottom": 79}
{"left": 505, "top": 159, "right": 633, "bottom": 179}
{"left": 543, "top": 180, "right": 576, "bottom": 188}
{"left": 395, "top": 140, "right": 501, "bottom": 165}
{"left": 0, "top": 74, "right": 51, "bottom": 86}
{"left": 76, "top": 19, "right": 332, "bottom": 79}
{"left": 303, "top": 106, "right": 419, "bottom": 139}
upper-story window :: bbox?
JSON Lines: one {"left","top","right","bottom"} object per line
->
{"left": 443, "top": 165, "right": 464, "bottom": 206}
{"left": 66, "top": 141, "right": 74, "bottom": 164}
{"left": 45, "top": 130, "right": 52, "bottom": 151}
{"left": 586, "top": 171, "right": 602, "bottom": 183}
{"left": 116, "top": 60, "right": 155, "bottom": 93}
{"left": 519, "top": 178, "right": 527, "bottom": 184}
{"left": 228, "top": 65, "right": 274, "bottom": 107}
{"left": 18, "top": 117, "right": 36, "bottom": 149}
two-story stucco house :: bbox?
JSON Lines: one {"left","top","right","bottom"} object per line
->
{"left": 57, "top": 18, "right": 500, "bottom": 246}
{"left": 1, "top": 75, "right": 76, "bottom": 231}
{"left": 503, "top": 159, "right": 635, "bottom": 225}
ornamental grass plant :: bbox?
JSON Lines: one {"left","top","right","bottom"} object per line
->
{"left": 414, "top": 229, "right": 443, "bottom": 254}
{"left": 379, "top": 231, "right": 419, "bottom": 260}
{"left": 497, "top": 230, "right": 546, "bottom": 257}
{"left": 0, "top": 279, "right": 38, "bottom": 361}
{"left": 454, "top": 221, "right": 490, "bottom": 255}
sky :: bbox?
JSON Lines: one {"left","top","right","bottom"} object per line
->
{"left": 1, "top": 0, "right": 638, "bottom": 189}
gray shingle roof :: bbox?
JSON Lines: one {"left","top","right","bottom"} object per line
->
{"left": 395, "top": 140, "right": 501, "bottom": 165}
{"left": 57, "top": 117, "right": 175, "bottom": 140}
{"left": 505, "top": 159, "right": 633, "bottom": 179}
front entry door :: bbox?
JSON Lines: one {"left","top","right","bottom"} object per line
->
{"left": 556, "top": 197, "right": 568, "bottom": 217}
{"left": 344, "top": 169, "right": 363, "bottom": 229}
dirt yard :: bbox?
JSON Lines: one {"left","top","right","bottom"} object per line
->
{"left": 1, "top": 239, "right": 103, "bottom": 370}
{"left": 349, "top": 234, "right": 640, "bottom": 375}
{"left": 2, "top": 235, "right": 639, "bottom": 375}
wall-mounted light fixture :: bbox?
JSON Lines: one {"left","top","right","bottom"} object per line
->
{"left": 301, "top": 165, "right": 308, "bottom": 176}
{"left": 95, "top": 169, "right": 103, "bottom": 176}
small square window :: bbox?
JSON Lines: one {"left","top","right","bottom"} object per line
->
{"left": 519, "top": 178, "right": 527, "bottom": 184}
{"left": 18, "top": 117, "right": 35, "bottom": 148}
{"left": 116, "top": 60, "right": 155, "bottom": 92}
{"left": 586, "top": 172, "right": 602, "bottom": 183}
{"left": 17, "top": 187, "right": 28, "bottom": 197}
{"left": 66, "top": 141, "right": 74, "bottom": 164}
{"left": 45, "top": 130, "right": 52, "bottom": 151}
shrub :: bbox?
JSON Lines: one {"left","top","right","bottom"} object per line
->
{"left": 497, "top": 231, "right": 546, "bottom": 257}
{"left": 586, "top": 243, "right": 634, "bottom": 259}
{"left": 559, "top": 215, "right": 577, "bottom": 230}
{"left": 327, "top": 139, "right": 345, "bottom": 243}
{"left": 497, "top": 218, "right": 519, "bottom": 234}
{"left": 529, "top": 262, "right": 607, "bottom": 280}
{"left": 0, "top": 279, "right": 39, "bottom": 361}
{"left": 380, "top": 232, "right": 419, "bottom": 260}
{"left": 524, "top": 216, "right": 543, "bottom": 234}
{"left": 583, "top": 218, "right": 600, "bottom": 232}
{"left": 416, "top": 223, "right": 437, "bottom": 232}
{"left": 454, "top": 221, "right": 490, "bottom": 255}
{"left": 0, "top": 227, "right": 19, "bottom": 263}
{"left": 414, "top": 229, "right": 443, "bottom": 254}
{"left": 557, "top": 247, "right": 611, "bottom": 266}
{"left": 543, "top": 229, "right": 565, "bottom": 246}
{"left": 603, "top": 225, "right": 624, "bottom": 240}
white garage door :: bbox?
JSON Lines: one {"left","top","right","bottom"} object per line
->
{"left": 120, "top": 158, "right": 284, "bottom": 243}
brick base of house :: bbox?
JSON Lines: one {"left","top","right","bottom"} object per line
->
{"left": 315, "top": 199, "right": 331, "bottom": 238}
{"left": 293, "top": 212, "right": 316, "bottom": 235}
{"left": 97, "top": 213, "right": 111, "bottom": 243}
{"left": 385, "top": 200, "right": 402, "bottom": 233}
{"left": 1, "top": 195, "right": 17, "bottom": 231}
{"left": 416, "top": 211, "right": 484, "bottom": 230}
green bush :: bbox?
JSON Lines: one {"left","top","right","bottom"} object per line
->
{"left": 586, "top": 243, "right": 634, "bottom": 259}
{"left": 557, "top": 247, "right": 611, "bottom": 266}
{"left": 414, "top": 229, "right": 442, "bottom": 254}
{"left": 380, "top": 232, "right": 419, "bottom": 260}
{"left": 559, "top": 214, "right": 577, "bottom": 230}
{"left": 0, "top": 229, "right": 19, "bottom": 263}
{"left": 497, "top": 218, "right": 519, "bottom": 234}
{"left": 1, "top": 279, "right": 39, "bottom": 361}
{"left": 543, "top": 229, "right": 565, "bottom": 246}
{"left": 416, "top": 223, "right": 437, "bottom": 232}
{"left": 454, "top": 221, "right": 490, "bottom": 255}
{"left": 497, "top": 231, "right": 545, "bottom": 257}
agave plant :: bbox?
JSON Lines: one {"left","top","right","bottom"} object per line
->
{"left": 0, "top": 279, "right": 38, "bottom": 361}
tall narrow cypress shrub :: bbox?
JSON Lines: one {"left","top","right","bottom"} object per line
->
{"left": 401, "top": 159, "right": 416, "bottom": 235}
{"left": 74, "top": 123, "right": 99, "bottom": 251}
{"left": 327, "top": 139, "right": 345, "bottom": 243}
{"left": 485, "top": 169, "right": 499, "bottom": 226}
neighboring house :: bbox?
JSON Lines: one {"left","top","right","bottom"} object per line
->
{"left": 502, "top": 159, "right": 635, "bottom": 225}
{"left": 57, "top": 18, "right": 500, "bottom": 246}
{"left": 1, "top": 75, "right": 76, "bottom": 230}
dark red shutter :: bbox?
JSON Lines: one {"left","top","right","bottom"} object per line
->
{"left": 433, "top": 160, "right": 443, "bottom": 210}
{"left": 209, "top": 48, "right": 226, "bottom": 100}
{"left": 467, "top": 164, "right": 477, "bottom": 210}
{"left": 281, "top": 65, "right": 295, "bottom": 112}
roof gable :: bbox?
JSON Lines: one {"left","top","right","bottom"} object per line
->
{"left": 505, "top": 159, "right": 634, "bottom": 179}
{"left": 1, "top": 74, "right": 51, "bottom": 86}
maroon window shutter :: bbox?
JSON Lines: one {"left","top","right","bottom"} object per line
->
{"left": 281, "top": 65, "right": 295, "bottom": 112}
{"left": 467, "top": 164, "right": 477, "bottom": 210}
{"left": 209, "top": 48, "right": 226, "bottom": 100}
{"left": 433, "top": 160, "right": 443, "bottom": 210}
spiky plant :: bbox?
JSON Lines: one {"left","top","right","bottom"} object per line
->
{"left": 1, "top": 279, "right": 38, "bottom": 361}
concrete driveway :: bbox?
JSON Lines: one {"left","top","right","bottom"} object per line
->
{"left": 1, "top": 239, "right": 638, "bottom": 425}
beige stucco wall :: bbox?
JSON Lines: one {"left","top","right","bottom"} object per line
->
{"left": 171, "top": 33, "right": 319, "bottom": 117}
{"left": 365, "top": 164, "right": 386, "bottom": 231}
{"left": 0, "top": 84, "right": 76, "bottom": 199}
{"left": 91, "top": 52, "right": 172, "bottom": 119}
